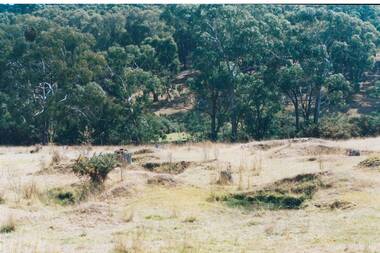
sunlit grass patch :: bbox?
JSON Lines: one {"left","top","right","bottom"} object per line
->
{"left": 161, "top": 132, "right": 192, "bottom": 143}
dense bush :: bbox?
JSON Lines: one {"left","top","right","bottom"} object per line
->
{"left": 349, "top": 113, "right": 380, "bottom": 137}
{"left": 72, "top": 153, "right": 119, "bottom": 183}
{"left": 318, "top": 114, "right": 354, "bottom": 139}
{"left": 315, "top": 112, "right": 380, "bottom": 139}
{"left": 0, "top": 5, "right": 378, "bottom": 144}
{"left": 366, "top": 81, "right": 380, "bottom": 99}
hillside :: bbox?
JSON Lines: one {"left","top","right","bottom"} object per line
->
{"left": 1, "top": 137, "right": 380, "bottom": 252}
{"left": 1, "top": 5, "right": 379, "bottom": 145}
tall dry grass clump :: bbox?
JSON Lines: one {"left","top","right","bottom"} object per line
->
{"left": 318, "top": 152, "right": 325, "bottom": 171}
{"left": 113, "top": 229, "right": 145, "bottom": 253}
{"left": 214, "top": 148, "right": 220, "bottom": 161}
{"left": 50, "top": 148, "right": 63, "bottom": 166}
{"left": 22, "top": 180, "right": 41, "bottom": 200}
{"left": 216, "top": 163, "right": 233, "bottom": 185}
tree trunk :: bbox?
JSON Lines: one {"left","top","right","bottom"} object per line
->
{"left": 210, "top": 92, "right": 217, "bottom": 141}
{"left": 231, "top": 112, "right": 238, "bottom": 142}
{"left": 153, "top": 92, "right": 159, "bottom": 102}
{"left": 229, "top": 83, "right": 238, "bottom": 142}
{"left": 42, "top": 117, "right": 49, "bottom": 145}
{"left": 294, "top": 99, "right": 300, "bottom": 132}
{"left": 314, "top": 87, "right": 322, "bottom": 124}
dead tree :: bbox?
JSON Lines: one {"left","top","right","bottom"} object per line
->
{"left": 33, "top": 81, "right": 67, "bottom": 144}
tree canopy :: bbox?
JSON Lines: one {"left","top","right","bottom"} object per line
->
{"left": 0, "top": 4, "right": 379, "bottom": 144}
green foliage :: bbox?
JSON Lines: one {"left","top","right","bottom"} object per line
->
{"left": 318, "top": 114, "right": 355, "bottom": 139}
{"left": 219, "top": 173, "right": 326, "bottom": 210}
{"left": 349, "top": 112, "right": 380, "bottom": 137}
{"left": 366, "top": 81, "right": 380, "bottom": 99}
{"left": 48, "top": 188, "right": 76, "bottom": 205}
{"left": 0, "top": 218, "right": 16, "bottom": 234}
{"left": 316, "top": 112, "right": 380, "bottom": 139}
{"left": 72, "top": 153, "right": 118, "bottom": 183}
{"left": 0, "top": 5, "right": 379, "bottom": 144}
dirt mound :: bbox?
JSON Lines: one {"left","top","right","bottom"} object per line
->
{"left": 36, "top": 161, "right": 74, "bottom": 175}
{"left": 142, "top": 161, "right": 191, "bottom": 174}
{"left": 133, "top": 148, "right": 155, "bottom": 155}
{"left": 147, "top": 175, "right": 178, "bottom": 186}
{"left": 100, "top": 185, "right": 130, "bottom": 199}
{"left": 30, "top": 145, "right": 42, "bottom": 153}
{"left": 133, "top": 155, "right": 159, "bottom": 163}
{"left": 315, "top": 200, "right": 356, "bottom": 210}
{"left": 217, "top": 172, "right": 330, "bottom": 210}
{"left": 271, "top": 144, "right": 344, "bottom": 158}
{"left": 242, "top": 141, "right": 286, "bottom": 151}
{"left": 68, "top": 203, "right": 114, "bottom": 224}
{"left": 358, "top": 156, "right": 380, "bottom": 169}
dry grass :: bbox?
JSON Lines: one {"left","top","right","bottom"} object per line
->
{"left": 123, "top": 208, "right": 134, "bottom": 223}
{"left": 113, "top": 238, "right": 129, "bottom": 253}
{"left": 50, "top": 148, "right": 63, "bottom": 166}
{"left": 22, "top": 180, "right": 41, "bottom": 200}
{"left": 0, "top": 138, "right": 380, "bottom": 252}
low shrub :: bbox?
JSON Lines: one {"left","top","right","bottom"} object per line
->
{"left": 218, "top": 173, "right": 328, "bottom": 210}
{"left": 50, "top": 149, "right": 62, "bottom": 165}
{"left": 72, "top": 153, "right": 118, "bottom": 183}
{"left": 47, "top": 187, "right": 77, "bottom": 205}
{"left": 47, "top": 184, "right": 92, "bottom": 206}
{"left": 142, "top": 161, "right": 191, "bottom": 174}
{"left": 349, "top": 113, "right": 380, "bottom": 137}
{"left": 318, "top": 114, "right": 354, "bottom": 139}
{"left": 358, "top": 156, "right": 380, "bottom": 169}
{"left": 0, "top": 216, "right": 16, "bottom": 233}
{"left": 22, "top": 181, "right": 41, "bottom": 200}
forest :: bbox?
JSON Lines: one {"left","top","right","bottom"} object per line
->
{"left": 0, "top": 4, "right": 379, "bottom": 145}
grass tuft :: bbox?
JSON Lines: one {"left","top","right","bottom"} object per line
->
{"left": 0, "top": 216, "right": 16, "bottom": 233}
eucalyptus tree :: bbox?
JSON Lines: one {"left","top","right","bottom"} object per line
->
{"left": 192, "top": 5, "right": 267, "bottom": 141}
{"left": 278, "top": 6, "right": 379, "bottom": 130}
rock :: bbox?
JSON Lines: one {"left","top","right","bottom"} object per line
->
{"left": 346, "top": 149, "right": 360, "bottom": 156}
{"left": 30, "top": 144, "right": 42, "bottom": 153}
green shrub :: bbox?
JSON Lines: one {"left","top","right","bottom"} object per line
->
{"left": 0, "top": 217, "right": 16, "bottom": 233}
{"left": 366, "top": 81, "right": 380, "bottom": 99}
{"left": 47, "top": 188, "right": 77, "bottom": 205}
{"left": 349, "top": 113, "right": 380, "bottom": 137}
{"left": 72, "top": 153, "right": 118, "bottom": 183}
{"left": 218, "top": 173, "right": 327, "bottom": 210}
{"left": 47, "top": 183, "right": 93, "bottom": 206}
{"left": 319, "top": 114, "right": 354, "bottom": 139}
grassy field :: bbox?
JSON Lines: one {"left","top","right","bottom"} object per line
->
{"left": 1, "top": 137, "right": 380, "bottom": 252}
